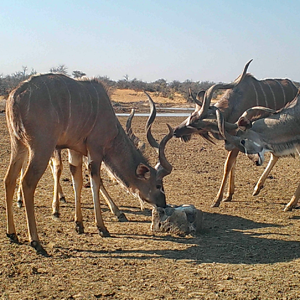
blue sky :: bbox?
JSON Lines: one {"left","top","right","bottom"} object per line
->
{"left": 1, "top": 0, "right": 299, "bottom": 83}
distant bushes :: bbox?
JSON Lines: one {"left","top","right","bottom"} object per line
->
{"left": 0, "top": 66, "right": 217, "bottom": 102}
{"left": 2, "top": 66, "right": 299, "bottom": 103}
{"left": 87, "top": 76, "right": 216, "bottom": 102}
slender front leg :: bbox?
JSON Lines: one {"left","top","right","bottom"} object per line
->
{"left": 100, "top": 186, "right": 128, "bottom": 221}
{"left": 88, "top": 160, "right": 110, "bottom": 237}
{"left": 50, "top": 149, "right": 64, "bottom": 218}
{"left": 68, "top": 150, "right": 84, "bottom": 234}
{"left": 253, "top": 154, "right": 278, "bottom": 196}
{"left": 284, "top": 183, "right": 300, "bottom": 211}
{"left": 212, "top": 148, "right": 239, "bottom": 207}
{"left": 223, "top": 159, "right": 236, "bottom": 202}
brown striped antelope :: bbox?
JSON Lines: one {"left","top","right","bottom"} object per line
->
{"left": 174, "top": 60, "right": 298, "bottom": 207}
{"left": 5, "top": 74, "right": 173, "bottom": 256}
{"left": 218, "top": 92, "right": 300, "bottom": 211}
{"left": 16, "top": 109, "right": 147, "bottom": 218}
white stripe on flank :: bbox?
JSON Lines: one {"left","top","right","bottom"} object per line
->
{"left": 41, "top": 78, "right": 60, "bottom": 123}
{"left": 89, "top": 82, "right": 101, "bottom": 133}
{"left": 26, "top": 84, "right": 32, "bottom": 118}
{"left": 58, "top": 76, "right": 72, "bottom": 131}
{"left": 257, "top": 81, "right": 267, "bottom": 107}
{"left": 275, "top": 79, "right": 286, "bottom": 106}
{"left": 265, "top": 81, "right": 276, "bottom": 108}
{"left": 250, "top": 81, "right": 259, "bottom": 106}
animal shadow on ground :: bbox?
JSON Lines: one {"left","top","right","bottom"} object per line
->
{"left": 56, "top": 211, "right": 300, "bottom": 265}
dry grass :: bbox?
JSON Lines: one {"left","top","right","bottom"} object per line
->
{"left": 111, "top": 89, "right": 187, "bottom": 104}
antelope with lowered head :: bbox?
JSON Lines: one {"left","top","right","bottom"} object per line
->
{"left": 174, "top": 60, "right": 298, "bottom": 207}
{"left": 220, "top": 91, "right": 300, "bottom": 211}
{"left": 5, "top": 74, "right": 173, "bottom": 255}
{"left": 16, "top": 108, "right": 147, "bottom": 219}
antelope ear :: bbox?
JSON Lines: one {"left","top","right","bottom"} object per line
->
{"left": 136, "top": 163, "right": 151, "bottom": 180}
{"left": 237, "top": 116, "right": 252, "bottom": 131}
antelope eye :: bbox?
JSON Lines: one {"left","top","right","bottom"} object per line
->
{"left": 240, "top": 139, "right": 246, "bottom": 146}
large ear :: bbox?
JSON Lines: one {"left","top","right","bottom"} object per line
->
{"left": 237, "top": 116, "right": 252, "bottom": 131}
{"left": 237, "top": 107, "right": 276, "bottom": 131}
{"left": 136, "top": 163, "right": 151, "bottom": 180}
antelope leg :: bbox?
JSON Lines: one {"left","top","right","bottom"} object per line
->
{"left": 284, "top": 183, "right": 300, "bottom": 211}
{"left": 253, "top": 154, "right": 278, "bottom": 196}
{"left": 212, "top": 148, "right": 239, "bottom": 207}
{"left": 88, "top": 157, "right": 110, "bottom": 237}
{"left": 5, "top": 139, "right": 27, "bottom": 243}
{"left": 22, "top": 144, "right": 54, "bottom": 256}
{"left": 100, "top": 186, "right": 128, "bottom": 222}
{"left": 50, "top": 149, "right": 64, "bottom": 218}
{"left": 68, "top": 150, "right": 84, "bottom": 234}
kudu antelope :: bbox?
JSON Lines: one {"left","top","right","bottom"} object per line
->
{"left": 16, "top": 109, "right": 146, "bottom": 218}
{"left": 174, "top": 60, "right": 298, "bottom": 207}
{"left": 219, "top": 92, "right": 300, "bottom": 211}
{"left": 5, "top": 74, "right": 173, "bottom": 255}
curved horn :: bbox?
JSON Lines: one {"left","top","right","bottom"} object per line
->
{"left": 215, "top": 108, "right": 225, "bottom": 139}
{"left": 156, "top": 124, "right": 173, "bottom": 180}
{"left": 145, "top": 91, "right": 159, "bottom": 152}
{"left": 189, "top": 88, "right": 203, "bottom": 110}
{"left": 126, "top": 108, "right": 135, "bottom": 135}
{"left": 198, "top": 59, "right": 253, "bottom": 119}
{"left": 197, "top": 90, "right": 205, "bottom": 104}
{"left": 126, "top": 108, "right": 145, "bottom": 151}
{"left": 233, "top": 59, "right": 253, "bottom": 85}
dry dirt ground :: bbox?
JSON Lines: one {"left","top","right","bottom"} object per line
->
{"left": 1, "top": 91, "right": 300, "bottom": 299}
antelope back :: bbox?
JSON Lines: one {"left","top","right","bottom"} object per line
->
{"left": 217, "top": 75, "right": 298, "bottom": 123}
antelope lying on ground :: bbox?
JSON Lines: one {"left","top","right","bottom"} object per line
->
{"left": 5, "top": 74, "right": 173, "bottom": 255}
{"left": 174, "top": 60, "right": 298, "bottom": 207}
{"left": 219, "top": 92, "right": 300, "bottom": 211}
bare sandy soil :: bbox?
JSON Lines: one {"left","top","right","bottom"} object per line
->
{"left": 1, "top": 93, "right": 300, "bottom": 299}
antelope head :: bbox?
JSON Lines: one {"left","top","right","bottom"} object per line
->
{"left": 217, "top": 106, "right": 276, "bottom": 166}
{"left": 174, "top": 59, "right": 253, "bottom": 142}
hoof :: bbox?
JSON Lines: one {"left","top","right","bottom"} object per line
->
{"left": 52, "top": 212, "right": 60, "bottom": 219}
{"left": 17, "top": 200, "right": 23, "bottom": 208}
{"left": 211, "top": 201, "right": 220, "bottom": 208}
{"left": 30, "top": 241, "right": 49, "bottom": 257}
{"left": 283, "top": 206, "right": 293, "bottom": 212}
{"left": 75, "top": 221, "right": 84, "bottom": 234}
{"left": 60, "top": 196, "right": 67, "bottom": 203}
{"left": 98, "top": 227, "right": 111, "bottom": 237}
{"left": 222, "top": 195, "right": 232, "bottom": 202}
{"left": 7, "top": 233, "right": 19, "bottom": 244}
{"left": 253, "top": 186, "right": 263, "bottom": 196}
{"left": 117, "top": 213, "right": 128, "bottom": 222}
